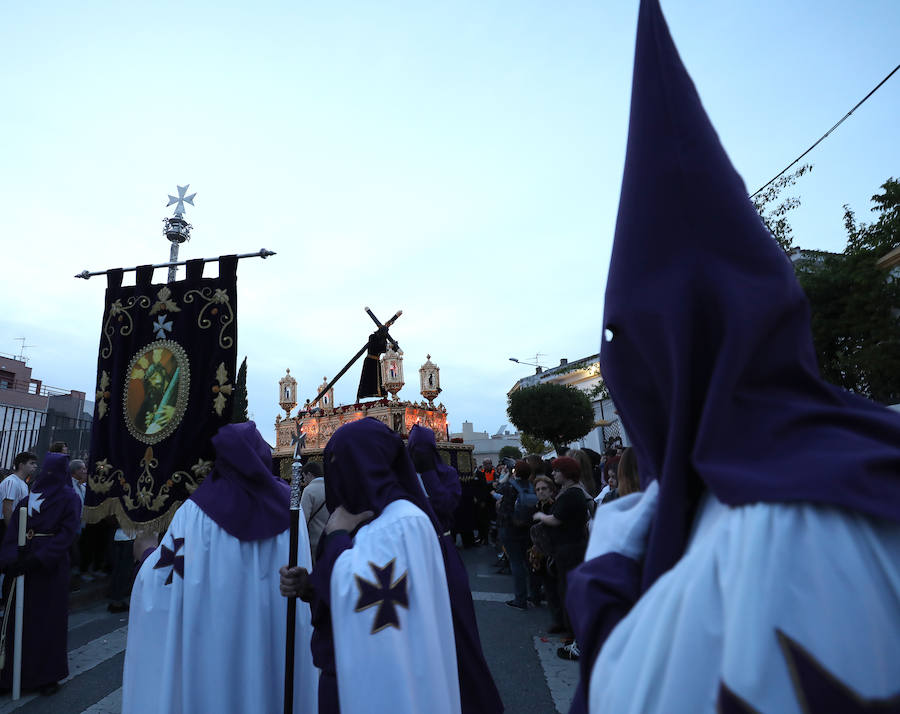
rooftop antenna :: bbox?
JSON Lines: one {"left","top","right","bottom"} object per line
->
{"left": 13, "top": 338, "right": 34, "bottom": 363}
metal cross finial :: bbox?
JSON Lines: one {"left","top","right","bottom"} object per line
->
{"left": 166, "top": 184, "right": 197, "bottom": 217}
{"left": 291, "top": 429, "right": 307, "bottom": 461}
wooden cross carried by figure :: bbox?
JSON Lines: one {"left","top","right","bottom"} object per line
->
{"left": 293, "top": 308, "right": 402, "bottom": 427}
{"left": 282, "top": 307, "right": 401, "bottom": 714}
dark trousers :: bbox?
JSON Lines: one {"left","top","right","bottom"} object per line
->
{"left": 541, "top": 570, "right": 562, "bottom": 625}
{"left": 556, "top": 542, "right": 586, "bottom": 631}
{"left": 500, "top": 528, "right": 533, "bottom": 605}
{"left": 108, "top": 540, "right": 134, "bottom": 603}
{"left": 476, "top": 504, "right": 492, "bottom": 544}
{"left": 80, "top": 521, "right": 111, "bottom": 572}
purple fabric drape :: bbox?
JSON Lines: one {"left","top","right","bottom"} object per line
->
{"left": 190, "top": 421, "right": 289, "bottom": 541}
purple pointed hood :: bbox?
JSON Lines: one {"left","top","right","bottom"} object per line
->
{"left": 601, "top": 0, "right": 900, "bottom": 593}
{"left": 25, "top": 453, "right": 75, "bottom": 530}
{"left": 324, "top": 418, "right": 440, "bottom": 530}
{"left": 0, "top": 452, "right": 82, "bottom": 567}
{"left": 190, "top": 421, "right": 289, "bottom": 541}
{"left": 408, "top": 424, "right": 462, "bottom": 532}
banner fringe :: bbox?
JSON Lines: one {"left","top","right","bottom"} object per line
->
{"left": 83, "top": 498, "right": 183, "bottom": 537}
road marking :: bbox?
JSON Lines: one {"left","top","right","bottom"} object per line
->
{"left": 471, "top": 591, "right": 510, "bottom": 602}
{"left": 0, "top": 626, "right": 127, "bottom": 713}
{"left": 533, "top": 635, "right": 579, "bottom": 714}
{"left": 82, "top": 687, "right": 123, "bottom": 713}
{"left": 69, "top": 607, "right": 113, "bottom": 630}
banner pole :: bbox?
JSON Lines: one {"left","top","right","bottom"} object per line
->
{"left": 74, "top": 249, "right": 276, "bottom": 280}
{"left": 12, "top": 505, "right": 26, "bottom": 700}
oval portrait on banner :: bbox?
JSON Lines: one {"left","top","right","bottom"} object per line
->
{"left": 123, "top": 340, "right": 190, "bottom": 444}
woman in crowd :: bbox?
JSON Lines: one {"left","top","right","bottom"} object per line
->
{"left": 615, "top": 447, "right": 640, "bottom": 497}
{"left": 529, "top": 475, "right": 564, "bottom": 632}
{"left": 497, "top": 461, "right": 536, "bottom": 610}
{"left": 567, "top": 449, "right": 598, "bottom": 497}
{"left": 532, "top": 457, "right": 592, "bottom": 643}
{"left": 524, "top": 455, "right": 544, "bottom": 484}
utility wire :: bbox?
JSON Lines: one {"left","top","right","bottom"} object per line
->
{"left": 750, "top": 62, "right": 900, "bottom": 199}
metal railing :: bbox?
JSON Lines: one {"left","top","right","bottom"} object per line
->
{"left": 0, "top": 380, "right": 71, "bottom": 398}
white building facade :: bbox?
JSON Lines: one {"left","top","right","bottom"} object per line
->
{"left": 507, "top": 354, "right": 629, "bottom": 455}
{"left": 450, "top": 421, "right": 523, "bottom": 465}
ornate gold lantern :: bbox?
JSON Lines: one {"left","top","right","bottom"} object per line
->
{"left": 315, "top": 376, "right": 335, "bottom": 411}
{"left": 278, "top": 368, "right": 297, "bottom": 418}
{"left": 419, "top": 354, "right": 442, "bottom": 405}
{"left": 380, "top": 346, "right": 405, "bottom": 401}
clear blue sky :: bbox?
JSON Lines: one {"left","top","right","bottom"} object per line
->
{"left": 2, "top": 0, "right": 898, "bottom": 442}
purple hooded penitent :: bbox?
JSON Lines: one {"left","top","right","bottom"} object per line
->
{"left": 408, "top": 424, "right": 462, "bottom": 533}
{"left": 311, "top": 418, "right": 503, "bottom": 714}
{"left": 0, "top": 453, "right": 81, "bottom": 690}
{"left": 190, "top": 421, "right": 289, "bottom": 541}
{"left": 565, "top": 1, "right": 900, "bottom": 710}
{"left": 601, "top": 0, "right": 900, "bottom": 592}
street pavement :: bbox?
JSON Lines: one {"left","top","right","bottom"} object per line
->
{"left": 0, "top": 542, "right": 578, "bottom": 713}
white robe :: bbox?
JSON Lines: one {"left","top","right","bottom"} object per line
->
{"left": 330, "top": 499, "right": 461, "bottom": 714}
{"left": 122, "top": 500, "right": 318, "bottom": 714}
{"left": 586, "top": 485, "right": 900, "bottom": 713}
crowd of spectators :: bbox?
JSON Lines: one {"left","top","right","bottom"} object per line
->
{"left": 483, "top": 440, "right": 639, "bottom": 661}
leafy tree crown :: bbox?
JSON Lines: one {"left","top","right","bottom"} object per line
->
{"left": 507, "top": 383, "right": 595, "bottom": 451}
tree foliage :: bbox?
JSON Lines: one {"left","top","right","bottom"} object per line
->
{"left": 795, "top": 179, "right": 900, "bottom": 404}
{"left": 231, "top": 356, "right": 249, "bottom": 423}
{"left": 519, "top": 433, "right": 553, "bottom": 456}
{"left": 507, "top": 383, "right": 595, "bottom": 455}
{"left": 498, "top": 445, "right": 523, "bottom": 461}
{"left": 751, "top": 164, "right": 812, "bottom": 251}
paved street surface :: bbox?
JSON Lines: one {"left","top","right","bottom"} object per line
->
{"left": 0, "top": 544, "right": 577, "bottom": 713}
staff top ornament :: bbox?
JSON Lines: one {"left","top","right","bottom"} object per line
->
{"left": 167, "top": 184, "right": 197, "bottom": 217}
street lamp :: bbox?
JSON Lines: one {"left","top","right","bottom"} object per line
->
{"left": 509, "top": 357, "right": 545, "bottom": 373}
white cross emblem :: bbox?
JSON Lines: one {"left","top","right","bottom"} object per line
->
{"left": 153, "top": 315, "right": 173, "bottom": 338}
{"left": 166, "top": 184, "right": 197, "bottom": 217}
{"left": 27, "top": 491, "right": 44, "bottom": 517}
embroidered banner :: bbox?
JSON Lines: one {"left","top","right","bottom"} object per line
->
{"left": 85, "top": 256, "right": 238, "bottom": 532}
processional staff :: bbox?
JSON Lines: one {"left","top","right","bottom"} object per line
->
{"left": 284, "top": 431, "right": 306, "bottom": 714}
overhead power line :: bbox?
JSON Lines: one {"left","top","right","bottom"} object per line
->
{"left": 750, "top": 62, "right": 900, "bottom": 199}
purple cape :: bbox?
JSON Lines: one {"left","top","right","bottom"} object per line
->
{"left": 408, "top": 424, "right": 462, "bottom": 533}
{"left": 190, "top": 421, "right": 289, "bottom": 541}
{"left": 312, "top": 418, "right": 503, "bottom": 714}
{"left": 0, "top": 453, "right": 81, "bottom": 689}
{"left": 567, "top": 2, "right": 900, "bottom": 711}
